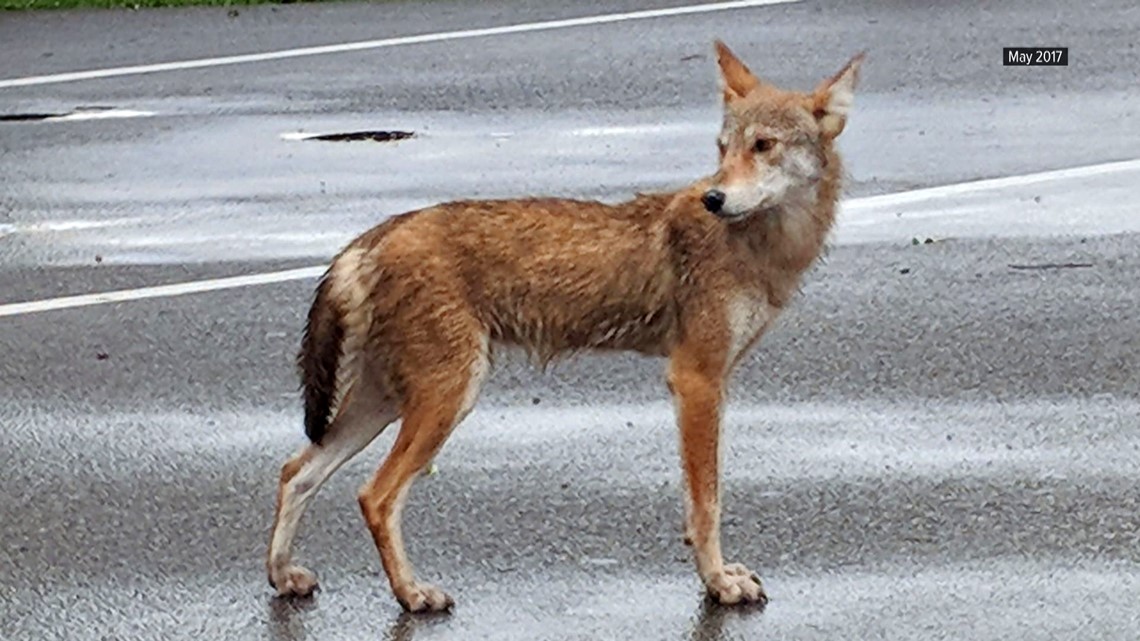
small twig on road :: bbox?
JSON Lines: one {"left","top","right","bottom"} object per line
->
{"left": 1008, "top": 262, "right": 1093, "bottom": 271}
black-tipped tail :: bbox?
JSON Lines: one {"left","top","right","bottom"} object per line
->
{"left": 298, "top": 271, "right": 343, "bottom": 444}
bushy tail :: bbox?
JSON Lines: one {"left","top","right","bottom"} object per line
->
{"left": 297, "top": 271, "right": 344, "bottom": 444}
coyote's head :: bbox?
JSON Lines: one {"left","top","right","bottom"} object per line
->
{"left": 701, "top": 41, "right": 865, "bottom": 222}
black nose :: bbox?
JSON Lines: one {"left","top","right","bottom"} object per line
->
{"left": 701, "top": 189, "right": 726, "bottom": 214}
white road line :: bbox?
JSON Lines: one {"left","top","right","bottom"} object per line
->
{"left": 566, "top": 123, "right": 700, "bottom": 137}
{"left": 0, "top": 157, "right": 1136, "bottom": 319}
{"left": 0, "top": 267, "right": 327, "bottom": 319}
{"left": 7, "top": 217, "right": 149, "bottom": 233}
{"left": 0, "top": 0, "right": 800, "bottom": 89}
{"left": 46, "top": 109, "right": 156, "bottom": 122}
{"left": 843, "top": 158, "right": 1140, "bottom": 212}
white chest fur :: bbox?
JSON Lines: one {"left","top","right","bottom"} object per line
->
{"left": 726, "top": 290, "right": 775, "bottom": 365}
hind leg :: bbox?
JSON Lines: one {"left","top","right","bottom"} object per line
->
{"left": 267, "top": 382, "right": 397, "bottom": 597}
{"left": 358, "top": 334, "right": 488, "bottom": 612}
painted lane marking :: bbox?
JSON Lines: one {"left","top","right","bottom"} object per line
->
{"left": 1, "top": 157, "right": 1136, "bottom": 318}
{"left": 0, "top": 267, "right": 327, "bottom": 318}
{"left": 0, "top": 0, "right": 801, "bottom": 89}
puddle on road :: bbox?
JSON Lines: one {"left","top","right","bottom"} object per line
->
{"left": 7, "top": 561, "right": 1139, "bottom": 641}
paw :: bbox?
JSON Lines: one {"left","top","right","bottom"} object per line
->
{"left": 395, "top": 582, "right": 454, "bottom": 613}
{"left": 270, "top": 565, "right": 320, "bottom": 598}
{"left": 705, "top": 563, "right": 767, "bottom": 606}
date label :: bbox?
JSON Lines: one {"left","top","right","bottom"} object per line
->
{"left": 1004, "top": 47, "right": 1068, "bottom": 66}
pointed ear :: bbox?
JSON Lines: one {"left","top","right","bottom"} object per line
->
{"left": 714, "top": 39, "right": 760, "bottom": 103}
{"left": 811, "top": 51, "right": 866, "bottom": 138}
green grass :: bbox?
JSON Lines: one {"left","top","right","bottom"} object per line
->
{"left": 3, "top": 0, "right": 332, "bottom": 9}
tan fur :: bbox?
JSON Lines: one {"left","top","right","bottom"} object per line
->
{"left": 265, "top": 40, "right": 865, "bottom": 612}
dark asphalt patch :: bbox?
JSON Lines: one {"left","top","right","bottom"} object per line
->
{"left": 0, "top": 112, "right": 59, "bottom": 121}
{"left": 0, "top": 106, "right": 116, "bottom": 122}
{"left": 1008, "top": 262, "right": 1095, "bottom": 270}
{"left": 305, "top": 130, "right": 415, "bottom": 143}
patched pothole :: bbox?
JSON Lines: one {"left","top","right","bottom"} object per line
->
{"left": 0, "top": 113, "right": 63, "bottom": 122}
{"left": 281, "top": 130, "right": 416, "bottom": 143}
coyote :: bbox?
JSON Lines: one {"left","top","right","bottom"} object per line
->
{"left": 266, "top": 40, "right": 864, "bottom": 613}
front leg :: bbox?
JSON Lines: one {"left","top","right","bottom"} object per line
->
{"left": 668, "top": 350, "right": 766, "bottom": 606}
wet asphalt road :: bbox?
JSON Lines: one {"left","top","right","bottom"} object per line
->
{"left": 2, "top": 1, "right": 1140, "bottom": 639}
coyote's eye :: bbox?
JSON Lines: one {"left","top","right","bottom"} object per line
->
{"left": 717, "top": 138, "right": 728, "bottom": 156}
{"left": 753, "top": 138, "right": 774, "bottom": 153}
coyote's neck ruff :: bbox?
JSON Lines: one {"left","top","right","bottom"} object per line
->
{"left": 268, "top": 40, "right": 864, "bottom": 614}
